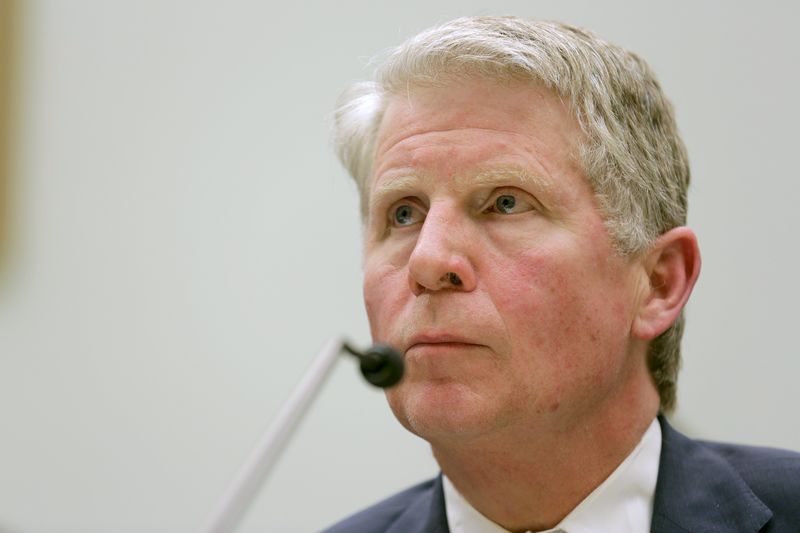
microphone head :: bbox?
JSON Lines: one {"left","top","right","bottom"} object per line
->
{"left": 359, "top": 344, "right": 404, "bottom": 388}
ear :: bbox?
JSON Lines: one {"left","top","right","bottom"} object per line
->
{"left": 631, "top": 227, "right": 701, "bottom": 341}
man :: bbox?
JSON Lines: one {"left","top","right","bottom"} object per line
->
{"left": 325, "top": 16, "right": 800, "bottom": 532}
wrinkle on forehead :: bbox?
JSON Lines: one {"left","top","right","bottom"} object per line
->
{"left": 375, "top": 126, "right": 546, "bottom": 170}
{"left": 370, "top": 166, "right": 555, "bottom": 202}
{"left": 375, "top": 80, "right": 576, "bottom": 148}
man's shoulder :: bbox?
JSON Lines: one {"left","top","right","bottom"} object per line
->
{"left": 321, "top": 477, "right": 442, "bottom": 533}
{"left": 699, "top": 439, "right": 800, "bottom": 513}
{"left": 656, "top": 417, "right": 800, "bottom": 531}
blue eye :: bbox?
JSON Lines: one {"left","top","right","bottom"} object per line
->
{"left": 494, "top": 194, "right": 516, "bottom": 214}
{"left": 392, "top": 202, "right": 423, "bottom": 227}
{"left": 484, "top": 190, "right": 535, "bottom": 215}
{"left": 395, "top": 204, "right": 413, "bottom": 225}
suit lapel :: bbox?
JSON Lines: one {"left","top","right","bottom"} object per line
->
{"left": 386, "top": 474, "right": 450, "bottom": 533}
{"left": 651, "top": 417, "right": 772, "bottom": 532}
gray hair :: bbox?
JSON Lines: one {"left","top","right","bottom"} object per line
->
{"left": 333, "top": 16, "right": 690, "bottom": 413}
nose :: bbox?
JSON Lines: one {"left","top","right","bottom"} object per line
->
{"left": 407, "top": 206, "right": 477, "bottom": 295}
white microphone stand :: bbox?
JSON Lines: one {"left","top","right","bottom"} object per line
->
{"left": 203, "top": 336, "right": 346, "bottom": 533}
{"left": 203, "top": 337, "right": 402, "bottom": 533}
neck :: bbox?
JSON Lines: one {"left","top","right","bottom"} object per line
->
{"left": 431, "top": 372, "right": 660, "bottom": 532}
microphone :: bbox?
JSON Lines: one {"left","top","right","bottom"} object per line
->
{"left": 342, "top": 342, "right": 404, "bottom": 388}
{"left": 204, "top": 337, "right": 403, "bottom": 533}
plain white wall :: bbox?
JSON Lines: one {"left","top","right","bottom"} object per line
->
{"left": 0, "top": 1, "right": 798, "bottom": 532}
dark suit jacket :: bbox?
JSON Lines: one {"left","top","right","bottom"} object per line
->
{"left": 322, "top": 417, "right": 800, "bottom": 532}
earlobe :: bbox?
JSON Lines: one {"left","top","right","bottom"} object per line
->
{"left": 631, "top": 227, "right": 701, "bottom": 340}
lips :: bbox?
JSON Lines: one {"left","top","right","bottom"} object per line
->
{"left": 405, "top": 332, "right": 484, "bottom": 353}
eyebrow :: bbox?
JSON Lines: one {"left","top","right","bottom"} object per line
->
{"left": 370, "top": 166, "right": 555, "bottom": 201}
{"left": 370, "top": 174, "right": 421, "bottom": 202}
{"left": 466, "top": 167, "right": 554, "bottom": 195}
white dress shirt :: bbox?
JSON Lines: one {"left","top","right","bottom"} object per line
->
{"left": 443, "top": 418, "right": 662, "bottom": 533}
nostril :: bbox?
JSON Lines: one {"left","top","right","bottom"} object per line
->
{"left": 442, "top": 272, "right": 462, "bottom": 286}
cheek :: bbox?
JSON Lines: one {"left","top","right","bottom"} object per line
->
{"left": 489, "top": 246, "right": 633, "bottom": 364}
{"left": 363, "top": 261, "right": 407, "bottom": 340}
{"left": 490, "top": 249, "right": 572, "bottom": 317}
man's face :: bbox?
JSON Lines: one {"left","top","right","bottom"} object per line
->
{"left": 363, "top": 79, "right": 648, "bottom": 443}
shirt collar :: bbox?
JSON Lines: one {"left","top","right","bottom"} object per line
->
{"left": 443, "top": 418, "right": 662, "bottom": 533}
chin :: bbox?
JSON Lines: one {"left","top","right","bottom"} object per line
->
{"left": 386, "top": 380, "right": 506, "bottom": 441}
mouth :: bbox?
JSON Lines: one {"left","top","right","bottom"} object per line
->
{"left": 400, "top": 332, "right": 491, "bottom": 381}
{"left": 405, "top": 333, "right": 485, "bottom": 353}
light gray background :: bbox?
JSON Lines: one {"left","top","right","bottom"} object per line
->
{"left": 1, "top": 1, "right": 798, "bottom": 532}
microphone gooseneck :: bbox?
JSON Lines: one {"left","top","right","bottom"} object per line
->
{"left": 343, "top": 342, "right": 404, "bottom": 388}
{"left": 204, "top": 337, "right": 403, "bottom": 533}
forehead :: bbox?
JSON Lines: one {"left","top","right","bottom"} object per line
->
{"left": 380, "top": 77, "right": 578, "bottom": 137}
{"left": 371, "top": 78, "right": 588, "bottom": 201}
